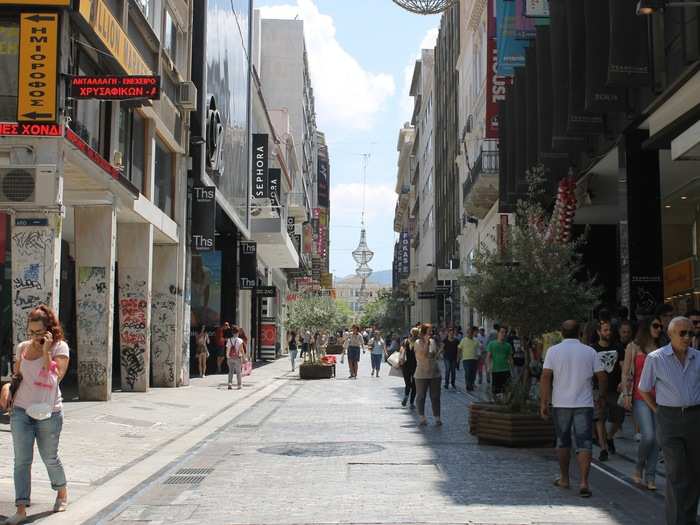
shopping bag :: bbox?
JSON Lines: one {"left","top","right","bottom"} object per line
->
{"left": 242, "top": 361, "right": 252, "bottom": 377}
{"left": 387, "top": 352, "right": 402, "bottom": 369}
{"left": 26, "top": 361, "right": 58, "bottom": 420}
{"left": 389, "top": 365, "right": 403, "bottom": 378}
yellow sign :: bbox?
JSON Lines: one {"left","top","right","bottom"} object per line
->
{"left": 0, "top": 1, "right": 69, "bottom": 4}
{"left": 17, "top": 13, "right": 58, "bottom": 122}
{"left": 78, "top": 0, "right": 151, "bottom": 76}
{"left": 664, "top": 258, "right": 694, "bottom": 297}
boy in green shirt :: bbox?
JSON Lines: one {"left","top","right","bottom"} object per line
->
{"left": 487, "top": 326, "right": 513, "bottom": 394}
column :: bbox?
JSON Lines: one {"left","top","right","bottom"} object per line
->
{"left": 10, "top": 212, "right": 62, "bottom": 348}
{"left": 74, "top": 206, "right": 117, "bottom": 401}
{"left": 117, "top": 224, "right": 153, "bottom": 392}
{"left": 151, "top": 245, "right": 178, "bottom": 387}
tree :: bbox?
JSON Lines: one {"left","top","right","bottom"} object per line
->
{"left": 359, "top": 290, "right": 407, "bottom": 335}
{"left": 285, "top": 295, "right": 350, "bottom": 363}
{"left": 462, "top": 165, "right": 600, "bottom": 340}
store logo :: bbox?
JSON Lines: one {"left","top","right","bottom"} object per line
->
{"left": 206, "top": 96, "right": 224, "bottom": 176}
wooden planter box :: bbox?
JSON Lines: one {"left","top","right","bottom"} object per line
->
{"left": 299, "top": 363, "right": 334, "bottom": 380}
{"left": 469, "top": 403, "right": 554, "bottom": 447}
{"left": 326, "top": 344, "right": 344, "bottom": 355}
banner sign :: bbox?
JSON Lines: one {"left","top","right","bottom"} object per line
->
{"left": 496, "top": 0, "right": 536, "bottom": 76}
{"left": 70, "top": 75, "right": 160, "bottom": 100}
{"left": 399, "top": 231, "right": 410, "bottom": 277}
{"left": 252, "top": 133, "right": 268, "bottom": 199}
{"left": 525, "top": 0, "right": 549, "bottom": 17}
{"left": 268, "top": 167, "right": 280, "bottom": 207}
{"left": 18, "top": 13, "right": 58, "bottom": 123}
{"left": 255, "top": 286, "right": 277, "bottom": 298}
{"left": 303, "top": 222, "right": 313, "bottom": 256}
{"left": 78, "top": 0, "right": 151, "bottom": 75}
{"left": 239, "top": 241, "right": 257, "bottom": 290}
{"left": 317, "top": 150, "right": 329, "bottom": 208}
{"left": 607, "top": 0, "right": 649, "bottom": 87}
{"left": 486, "top": 0, "right": 507, "bottom": 139}
{"left": 191, "top": 186, "right": 216, "bottom": 251}
{"left": 260, "top": 323, "right": 277, "bottom": 349}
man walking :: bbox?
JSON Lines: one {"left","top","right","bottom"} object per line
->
{"left": 638, "top": 316, "right": 700, "bottom": 525}
{"left": 459, "top": 326, "right": 479, "bottom": 391}
{"left": 540, "top": 320, "right": 606, "bottom": 498}
{"left": 487, "top": 326, "right": 513, "bottom": 395}
{"left": 442, "top": 328, "right": 459, "bottom": 390}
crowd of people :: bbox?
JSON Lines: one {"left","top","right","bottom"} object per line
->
{"left": 195, "top": 322, "right": 251, "bottom": 390}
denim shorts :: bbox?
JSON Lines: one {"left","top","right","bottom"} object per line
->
{"left": 552, "top": 407, "right": 594, "bottom": 451}
{"left": 347, "top": 346, "right": 361, "bottom": 362}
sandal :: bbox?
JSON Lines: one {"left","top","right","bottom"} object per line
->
{"left": 579, "top": 487, "right": 592, "bottom": 498}
{"left": 553, "top": 479, "right": 570, "bottom": 489}
{"left": 631, "top": 471, "right": 642, "bottom": 484}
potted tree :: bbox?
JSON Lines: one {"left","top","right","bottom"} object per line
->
{"left": 463, "top": 166, "right": 600, "bottom": 447}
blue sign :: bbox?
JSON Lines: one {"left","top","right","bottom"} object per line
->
{"left": 496, "top": 0, "right": 536, "bottom": 76}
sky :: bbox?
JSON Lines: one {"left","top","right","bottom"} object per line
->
{"left": 255, "top": 0, "right": 440, "bottom": 279}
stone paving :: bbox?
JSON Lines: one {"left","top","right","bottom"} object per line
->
{"left": 28, "top": 355, "right": 664, "bottom": 525}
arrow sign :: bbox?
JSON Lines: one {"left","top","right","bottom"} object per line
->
{"left": 21, "top": 112, "right": 54, "bottom": 120}
{"left": 26, "top": 14, "right": 56, "bottom": 22}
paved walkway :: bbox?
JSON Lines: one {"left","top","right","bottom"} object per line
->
{"left": 2, "top": 355, "right": 666, "bottom": 524}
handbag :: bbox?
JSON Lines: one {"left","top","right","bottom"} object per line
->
{"left": 387, "top": 351, "right": 402, "bottom": 369}
{"left": 389, "top": 365, "right": 403, "bottom": 377}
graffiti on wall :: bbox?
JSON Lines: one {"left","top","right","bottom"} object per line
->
{"left": 77, "top": 266, "right": 108, "bottom": 386}
{"left": 119, "top": 271, "right": 148, "bottom": 390}
{"left": 11, "top": 227, "right": 56, "bottom": 347}
{"left": 152, "top": 288, "right": 176, "bottom": 385}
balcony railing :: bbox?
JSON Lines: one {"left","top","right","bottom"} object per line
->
{"left": 463, "top": 147, "right": 499, "bottom": 202}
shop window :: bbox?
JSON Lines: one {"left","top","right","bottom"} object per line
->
{"left": 118, "top": 108, "right": 146, "bottom": 194}
{"left": 0, "top": 18, "right": 19, "bottom": 121}
{"left": 154, "top": 137, "right": 173, "bottom": 217}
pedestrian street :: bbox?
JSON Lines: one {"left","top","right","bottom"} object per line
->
{"left": 37, "top": 357, "right": 666, "bottom": 525}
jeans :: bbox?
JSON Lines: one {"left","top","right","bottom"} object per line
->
{"left": 402, "top": 366, "right": 416, "bottom": 404}
{"left": 443, "top": 358, "right": 457, "bottom": 387}
{"left": 415, "top": 377, "right": 441, "bottom": 418}
{"left": 11, "top": 407, "right": 66, "bottom": 506}
{"left": 289, "top": 350, "right": 298, "bottom": 370}
{"left": 370, "top": 353, "right": 383, "bottom": 371}
{"left": 552, "top": 407, "right": 594, "bottom": 452}
{"left": 227, "top": 358, "right": 242, "bottom": 387}
{"left": 463, "top": 359, "right": 478, "bottom": 390}
{"left": 633, "top": 399, "right": 658, "bottom": 482}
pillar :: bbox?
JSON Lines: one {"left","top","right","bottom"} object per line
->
{"left": 10, "top": 212, "right": 62, "bottom": 349}
{"left": 74, "top": 206, "right": 117, "bottom": 401}
{"left": 152, "top": 245, "right": 178, "bottom": 387}
{"left": 117, "top": 224, "right": 153, "bottom": 392}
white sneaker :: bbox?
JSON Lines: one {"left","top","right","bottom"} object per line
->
{"left": 4, "top": 512, "right": 27, "bottom": 525}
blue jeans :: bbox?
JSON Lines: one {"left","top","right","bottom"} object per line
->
{"left": 633, "top": 399, "right": 659, "bottom": 482}
{"left": 370, "top": 353, "right": 383, "bottom": 371}
{"left": 289, "top": 349, "right": 298, "bottom": 370}
{"left": 552, "top": 407, "right": 594, "bottom": 452}
{"left": 443, "top": 358, "right": 457, "bottom": 387}
{"left": 463, "top": 359, "right": 478, "bottom": 389}
{"left": 11, "top": 407, "right": 66, "bottom": 506}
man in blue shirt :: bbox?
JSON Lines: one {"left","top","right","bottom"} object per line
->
{"left": 639, "top": 316, "right": 700, "bottom": 525}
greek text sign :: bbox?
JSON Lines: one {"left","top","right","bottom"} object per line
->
{"left": 70, "top": 75, "right": 161, "bottom": 100}
{"left": 17, "top": 13, "right": 58, "bottom": 122}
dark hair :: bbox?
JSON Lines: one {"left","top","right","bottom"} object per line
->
{"left": 493, "top": 324, "right": 500, "bottom": 330}
{"left": 28, "top": 305, "right": 64, "bottom": 342}
{"left": 654, "top": 303, "right": 674, "bottom": 316}
{"left": 617, "top": 305, "right": 629, "bottom": 319}
{"left": 597, "top": 320, "right": 611, "bottom": 332}
{"left": 634, "top": 317, "right": 661, "bottom": 351}
{"left": 561, "top": 320, "right": 580, "bottom": 339}
{"left": 223, "top": 328, "right": 233, "bottom": 339}
{"left": 687, "top": 309, "right": 700, "bottom": 317}
{"left": 419, "top": 323, "right": 432, "bottom": 336}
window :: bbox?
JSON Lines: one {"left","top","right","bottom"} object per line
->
{"left": 0, "top": 18, "right": 18, "bottom": 121}
{"left": 72, "top": 52, "right": 109, "bottom": 155}
{"left": 118, "top": 108, "right": 146, "bottom": 193}
{"left": 154, "top": 137, "right": 173, "bottom": 217}
{"left": 163, "top": 9, "right": 182, "bottom": 68}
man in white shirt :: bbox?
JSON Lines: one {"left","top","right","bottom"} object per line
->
{"left": 540, "top": 320, "right": 606, "bottom": 498}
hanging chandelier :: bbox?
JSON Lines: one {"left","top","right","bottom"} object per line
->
{"left": 352, "top": 229, "right": 374, "bottom": 267}
{"left": 392, "top": 0, "right": 458, "bottom": 15}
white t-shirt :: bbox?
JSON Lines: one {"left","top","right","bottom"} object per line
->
{"left": 543, "top": 338, "right": 603, "bottom": 408}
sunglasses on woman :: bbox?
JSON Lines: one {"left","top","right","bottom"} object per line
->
{"left": 651, "top": 323, "right": 662, "bottom": 330}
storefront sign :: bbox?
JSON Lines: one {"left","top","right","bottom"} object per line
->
{"left": 486, "top": 0, "right": 506, "bottom": 139}
{"left": 15, "top": 217, "right": 48, "bottom": 226}
{"left": 239, "top": 241, "right": 257, "bottom": 290}
{"left": 0, "top": 122, "right": 61, "bottom": 136}
{"left": 525, "top": 0, "right": 549, "bottom": 17}
{"left": 78, "top": 0, "right": 151, "bottom": 75}
{"left": 303, "top": 222, "right": 313, "bottom": 256}
{"left": 191, "top": 186, "right": 215, "bottom": 251}
{"left": 260, "top": 322, "right": 277, "bottom": 349}
{"left": 70, "top": 75, "right": 160, "bottom": 100}
{"left": 268, "top": 167, "right": 280, "bottom": 207}
{"left": 17, "top": 13, "right": 58, "bottom": 122}
{"left": 663, "top": 259, "right": 694, "bottom": 297}
{"left": 254, "top": 286, "right": 277, "bottom": 298}
{"left": 317, "top": 152, "right": 329, "bottom": 208}
{"left": 0, "top": 0, "right": 70, "bottom": 4}
{"left": 252, "top": 133, "right": 268, "bottom": 199}
{"left": 417, "top": 291, "right": 436, "bottom": 299}
{"left": 65, "top": 127, "right": 120, "bottom": 178}
{"left": 399, "top": 231, "right": 410, "bottom": 277}
{"left": 496, "top": 0, "right": 535, "bottom": 76}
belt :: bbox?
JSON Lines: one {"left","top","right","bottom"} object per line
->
{"left": 658, "top": 405, "right": 700, "bottom": 415}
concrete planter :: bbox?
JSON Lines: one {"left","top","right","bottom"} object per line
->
{"left": 299, "top": 363, "right": 334, "bottom": 380}
{"left": 469, "top": 403, "right": 554, "bottom": 447}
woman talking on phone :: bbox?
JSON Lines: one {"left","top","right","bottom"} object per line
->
{"left": 0, "top": 305, "right": 70, "bottom": 524}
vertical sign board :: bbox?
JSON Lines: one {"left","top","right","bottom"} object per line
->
{"left": 191, "top": 186, "right": 216, "bottom": 251}
{"left": 17, "top": 12, "right": 58, "bottom": 123}
{"left": 252, "top": 134, "right": 268, "bottom": 199}
{"left": 399, "top": 231, "right": 410, "bottom": 278}
{"left": 268, "top": 167, "right": 280, "bottom": 208}
{"left": 317, "top": 153, "right": 330, "bottom": 208}
{"left": 486, "top": 0, "right": 504, "bottom": 139}
{"left": 239, "top": 241, "right": 257, "bottom": 290}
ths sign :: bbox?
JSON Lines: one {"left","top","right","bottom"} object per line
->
{"left": 252, "top": 134, "right": 268, "bottom": 199}
{"left": 70, "top": 76, "right": 160, "bottom": 99}
{"left": 239, "top": 241, "right": 257, "bottom": 290}
{"left": 18, "top": 13, "right": 58, "bottom": 122}
{"left": 191, "top": 186, "right": 216, "bottom": 251}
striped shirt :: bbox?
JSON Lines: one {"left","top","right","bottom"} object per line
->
{"left": 638, "top": 345, "right": 700, "bottom": 407}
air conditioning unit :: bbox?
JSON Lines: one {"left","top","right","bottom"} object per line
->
{"left": 0, "top": 165, "right": 59, "bottom": 207}
{"left": 178, "top": 81, "right": 197, "bottom": 111}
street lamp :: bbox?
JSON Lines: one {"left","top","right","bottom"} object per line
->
{"left": 636, "top": 0, "right": 700, "bottom": 15}
{"left": 392, "top": 0, "right": 458, "bottom": 15}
